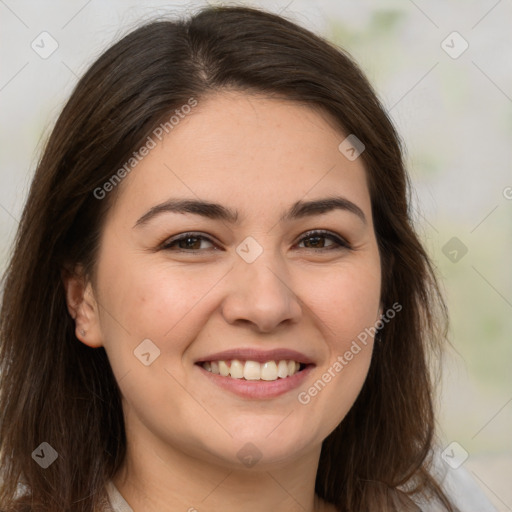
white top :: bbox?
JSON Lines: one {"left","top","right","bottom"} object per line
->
{"left": 104, "top": 480, "right": 134, "bottom": 512}
{"left": 410, "top": 452, "right": 498, "bottom": 512}
{"left": 104, "top": 457, "right": 498, "bottom": 512}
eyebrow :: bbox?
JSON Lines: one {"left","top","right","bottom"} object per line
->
{"left": 133, "top": 195, "right": 366, "bottom": 228}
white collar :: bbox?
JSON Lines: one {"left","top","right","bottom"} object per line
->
{"left": 105, "top": 480, "right": 134, "bottom": 512}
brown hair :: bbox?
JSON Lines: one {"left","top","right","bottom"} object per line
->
{"left": 0, "top": 5, "right": 455, "bottom": 511}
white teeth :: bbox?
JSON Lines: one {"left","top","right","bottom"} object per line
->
{"left": 201, "top": 359, "right": 303, "bottom": 381}
{"left": 277, "top": 360, "right": 288, "bottom": 379}
{"left": 261, "top": 361, "right": 278, "bottom": 381}
{"left": 230, "top": 359, "right": 244, "bottom": 379}
{"left": 243, "top": 361, "right": 261, "bottom": 380}
{"left": 218, "top": 360, "right": 230, "bottom": 377}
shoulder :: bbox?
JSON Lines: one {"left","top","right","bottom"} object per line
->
{"left": 410, "top": 448, "right": 498, "bottom": 512}
{"left": 436, "top": 465, "right": 497, "bottom": 512}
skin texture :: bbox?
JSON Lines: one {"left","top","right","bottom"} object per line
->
{"left": 64, "top": 91, "right": 382, "bottom": 512}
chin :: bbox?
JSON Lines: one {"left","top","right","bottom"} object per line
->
{"left": 202, "top": 423, "right": 319, "bottom": 470}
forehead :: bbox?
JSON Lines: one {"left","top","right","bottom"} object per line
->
{"left": 108, "top": 91, "right": 372, "bottom": 226}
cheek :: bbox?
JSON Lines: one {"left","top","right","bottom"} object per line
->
{"left": 297, "top": 259, "right": 380, "bottom": 428}
{"left": 97, "top": 253, "right": 211, "bottom": 336}
{"left": 94, "top": 260, "right": 218, "bottom": 434}
{"left": 96, "top": 254, "right": 229, "bottom": 377}
{"left": 315, "top": 258, "right": 381, "bottom": 349}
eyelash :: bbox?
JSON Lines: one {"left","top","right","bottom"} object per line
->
{"left": 160, "top": 230, "right": 351, "bottom": 253}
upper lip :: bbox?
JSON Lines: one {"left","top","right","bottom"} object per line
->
{"left": 196, "top": 348, "right": 315, "bottom": 365}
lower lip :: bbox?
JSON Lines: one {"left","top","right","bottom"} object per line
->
{"left": 196, "top": 364, "right": 314, "bottom": 399}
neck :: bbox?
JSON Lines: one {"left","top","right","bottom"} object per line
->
{"left": 113, "top": 421, "right": 333, "bottom": 512}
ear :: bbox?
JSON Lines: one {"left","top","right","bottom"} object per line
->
{"left": 61, "top": 265, "right": 103, "bottom": 348}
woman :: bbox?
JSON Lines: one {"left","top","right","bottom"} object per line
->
{"left": 0, "top": 5, "right": 494, "bottom": 512}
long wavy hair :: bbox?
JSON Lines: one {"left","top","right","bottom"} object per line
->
{"left": 0, "top": 5, "right": 455, "bottom": 511}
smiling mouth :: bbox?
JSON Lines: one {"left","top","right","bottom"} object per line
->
{"left": 199, "top": 359, "right": 307, "bottom": 381}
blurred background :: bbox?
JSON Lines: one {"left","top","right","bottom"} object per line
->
{"left": 1, "top": 0, "right": 510, "bottom": 509}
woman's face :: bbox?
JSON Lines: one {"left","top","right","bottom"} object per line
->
{"left": 81, "top": 91, "right": 382, "bottom": 469}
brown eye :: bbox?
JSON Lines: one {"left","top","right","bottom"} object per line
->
{"left": 162, "top": 233, "right": 216, "bottom": 252}
{"left": 297, "top": 230, "right": 350, "bottom": 251}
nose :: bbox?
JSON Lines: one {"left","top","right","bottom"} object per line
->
{"left": 220, "top": 248, "right": 303, "bottom": 333}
